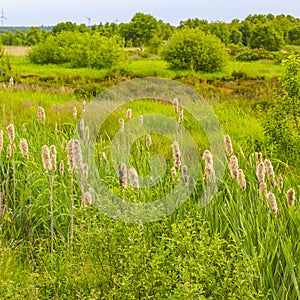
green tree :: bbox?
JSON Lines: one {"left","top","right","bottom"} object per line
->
{"left": 26, "top": 27, "right": 45, "bottom": 45}
{"left": 288, "top": 26, "right": 300, "bottom": 45}
{"left": 160, "top": 28, "right": 227, "bottom": 72}
{"left": 249, "top": 22, "right": 283, "bottom": 51}
{"left": 264, "top": 54, "right": 300, "bottom": 162}
{"left": 208, "top": 21, "right": 230, "bottom": 44}
{"left": 52, "top": 21, "right": 78, "bottom": 34}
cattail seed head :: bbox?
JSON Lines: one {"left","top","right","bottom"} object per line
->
{"left": 119, "top": 118, "right": 125, "bottom": 132}
{"left": 146, "top": 133, "right": 152, "bottom": 150}
{"left": 170, "top": 166, "right": 177, "bottom": 181}
{"left": 73, "top": 139, "right": 83, "bottom": 169}
{"left": 6, "top": 144, "right": 12, "bottom": 158}
{"left": 0, "top": 130, "right": 3, "bottom": 153}
{"left": 204, "top": 163, "right": 215, "bottom": 181}
{"left": 67, "top": 139, "right": 74, "bottom": 172}
{"left": 229, "top": 155, "right": 239, "bottom": 179}
{"left": 259, "top": 182, "right": 267, "bottom": 199}
{"left": 6, "top": 124, "right": 15, "bottom": 144}
{"left": 37, "top": 106, "right": 46, "bottom": 122}
{"left": 119, "top": 163, "right": 127, "bottom": 188}
{"left": 82, "top": 163, "right": 89, "bottom": 179}
{"left": 182, "top": 164, "right": 189, "bottom": 186}
{"left": 237, "top": 169, "right": 246, "bottom": 191}
{"left": 79, "top": 118, "right": 85, "bottom": 133}
{"left": 279, "top": 173, "right": 283, "bottom": 192}
{"left": 73, "top": 106, "right": 77, "bottom": 118}
{"left": 256, "top": 162, "right": 265, "bottom": 184}
{"left": 287, "top": 188, "right": 296, "bottom": 207}
{"left": 50, "top": 145, "right": 57, "bottom": 171}
{"left": 202, "top": 150, "right": 213, "bottom": 166}
{"left": 256, "top": 152, "right": 263, "bottom": 163}
{"left": 82, "top": 100, "right": 86, "bottom": 113}
{"left": 59, "top": 160, "right": 64, "bottom": 175}
{"left": 83, "top": 191, "right": 93, "bottom": 206}
{"left": 264, "top": 159, "right": 275, "bottom": 179}
{"left": 173, "top": 98, "right": 179, "bottom": 114}
{"left": 102, "top": 152, "right": 108, "bottom": 164}
{"left": 129, "top": 166, "right": 139, "bottom": 189}
{"left": 20, "top": 138, "right": 29, "bottom": 160}
{"left": 172, "top": 141, "right": 181, "bottom": 168}
{"left": 178, "top": 107, "right": 184, "bottom": 123}
{"left": 267, "top": 192, "right": 278, "bottom": 214}
{"left": 224, "top": 134, "right": 233, "bottom": 156}
{"left": 42, "top": 145, "right": 52, "bottom": 173}
{"left": 126, "top": 108, "right": 132, "bottom": 119}
{"left": 139, "top": 115, "right": 143, "bottom": 125}
{"left": 8, "top": 77, "right": 14, "bottom": 88}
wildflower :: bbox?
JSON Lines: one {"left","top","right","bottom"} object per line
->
{"left": 229, "top": 155, "right": 239, "bottom": 179}
{"left": 287, "top": 188, "right": 296, "bottom": 207}
{"left": 20, "top": 138, "right": 29, "bottom": 160}
{"left": 224, "top": 134, "right": 233, "bottom": 156}
{"left": 129, "top": 167, "right": 139, "bottom": 188}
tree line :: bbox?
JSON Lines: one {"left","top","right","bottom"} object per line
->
{"left": 1, "top": 12, "right": 300, "bottom": 50}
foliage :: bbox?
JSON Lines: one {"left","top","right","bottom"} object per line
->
{"left": 235, "top": 47, "right": 276, "bottom": 61}
{"left": 28, "top": 32, "right": 124, "bottom": 69}
{"left": 249, "top": 22, "right": 284, "bottom": 51}
{"left": 263, "top": 54, "right": 300, "bottom": 162}
{"left": 160, "top": 28, "right": 227, "bottom": 72}
{"left": 0, "top": 47, "right": 15, "bottom": 81}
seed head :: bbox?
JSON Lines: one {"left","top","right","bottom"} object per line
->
{"left": 172, "top": 141, "right": 181, "bottom": 168}
{"left": 146, "top": 133, "right": 152, "bottom": 150}
{"left": 83, "top": 191, "right": 93, "bottom": 206}
{"left": 224, "top": 134, "right": 233, "bottom": 156}
{"left": 79, "top": 118, "right": 85, "bottom": 133}
{"left": 0, "top": 130, "right": 3, "bottom": 153}
{"left": 73, "top": 139, "right": 83, "bottom": 169}
{"left": 139, "top": 115, "right": 143, "bottom": 125}
{"left": 6, "top": 124, "right": 15, "bottom": 144}
{"left": 204, "top": 163, "right": 215, "bottom": 182}
{"left": 237, "top": 169, "right": 246, "bottom": 191}
{"left": 178, "top": 107, "right": 184, "bottom": 123}
{"left": 173, "top": 98, "right": 179, "bottom": 114}
{"left": 267, "top": 192, "right": 278, "bottom": 214}
{"left": 20, "top": 138, "right": 29, "bottom": 160}
{"left": 229, "top": 155, "right": 239, "bottom": 179}
{"left": 119, "top": 118, "right": 125, "bottom": 132}
{"left": 182, "top": 164, "right": 189, "bottom": 186}
{"left": 202, "top": 150, "right": 213, "bottom": 166}
{"left": 256, "top": 162, "right": 265, "bottom": 184}
{"left": 287, "top": 188, "right": 296, "bottom": 207}
{"left": 256, "top": 152, "right": 263, "bottom": 163}
{"left": 42, "top": 145, "right": 52, "bottom": 173}
{"left": 102, "top": 152, "right": 108, "bottom": 164}
{"left": 67, "top": 140, "right": 74, "bottom": 172}
{"left": 259, "top": 182, "right": 267, "bottom": 199}
{"left": 73, "top": 106, "right": 77, "bottom": 118}
{"left": 50, "top": 145, "right": 57, "bottom": 171}
{"left": 59, "top": 160, "right": 64, "bottom": 175}
{"left": 119, "top": 163, "right": 127, "bottom": 188}
{"left": 37, "top": 106, "right": 46, "bottom": 122}
{"left": 170, "top": 166, "right": 177, "bottom": 181}
{"left": 129, "top": 166, "right": 139, "bottom": 189}
{"left": 6, "top": 144, "right": 12, "bottom": 158}
{"left": 82, "top": 163, "right": 89, "bottom": 179}
{"left": 82, "top": 100, "right": 86, "bottom": 113}
{"left": 126, "top": 108, "right": 132, "bottom": 119}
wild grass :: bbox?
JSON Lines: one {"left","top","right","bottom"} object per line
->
{"left": 0, "top": 82, "right": 299, "bottom": 299}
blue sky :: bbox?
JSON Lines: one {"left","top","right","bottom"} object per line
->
{"left": 2, "top": 0, "right": 300, "bottom": 26}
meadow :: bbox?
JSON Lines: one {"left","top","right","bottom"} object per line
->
{"left": 0, "top": 48, "right": 299, "bottom": 299}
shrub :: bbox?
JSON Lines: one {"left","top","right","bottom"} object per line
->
{"left": 160, "top": 28, "right": 227, "bottom": 72}
{"left": 235, "top": 48, "right": 275, "bottom": 61}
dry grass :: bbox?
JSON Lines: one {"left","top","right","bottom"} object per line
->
{"left": 4, "top": 46, "right": 31, "bottom": 57}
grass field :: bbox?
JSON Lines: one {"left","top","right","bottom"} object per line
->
{"left": 0, "top": 50, "right": 299, "bottom": 299}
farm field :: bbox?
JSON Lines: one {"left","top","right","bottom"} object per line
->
{"left": 1, "top": 37, "right": 300, "bottom": 299}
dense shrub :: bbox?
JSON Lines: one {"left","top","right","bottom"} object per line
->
{"left": 160, "top": 28, "right": 227, "bottom": 72}
{"left": 28, "top": 32, "right": 124, "bottom": 69}
{"left": 235, "top": 47, "right": 276, "bottom": 61}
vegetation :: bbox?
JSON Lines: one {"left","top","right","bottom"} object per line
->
{"left": 0, "top": 11, "right": 300, "bottom": 300}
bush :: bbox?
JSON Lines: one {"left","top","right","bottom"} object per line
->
{"left": 235, "top": 48, "right": 275, "bottom": 61}
{"left": 28, "top": 32, "right": 124, "bottom": 69}
{"left": 160, "top": 28, "right": 227, "bottom": 72}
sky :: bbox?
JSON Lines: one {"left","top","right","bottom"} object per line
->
{"left": 1, "top": 0, "right": 300, "bottom": 27}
